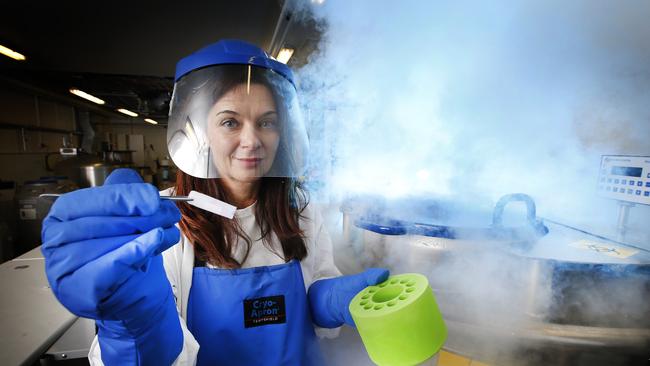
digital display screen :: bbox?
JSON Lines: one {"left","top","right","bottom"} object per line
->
{"left": 610, "top": 166, "right": 642, "bottom": 177}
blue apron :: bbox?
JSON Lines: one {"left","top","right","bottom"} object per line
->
{"left": 187, "top": 260, "right": 324, "bottom": 366}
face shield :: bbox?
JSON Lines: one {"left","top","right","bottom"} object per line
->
{"left": 167, "top": 44, "right": 308, "bottom": 180}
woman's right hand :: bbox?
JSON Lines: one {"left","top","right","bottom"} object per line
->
{"left": 41, "top": 168, "right": 181, "bottom": 320}
{"left": 42, "top": 169, "right": 184, "bottom": 365}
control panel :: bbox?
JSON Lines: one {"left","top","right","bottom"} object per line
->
{"left": 598, "top": 155, "right": 650, "bottom": 205}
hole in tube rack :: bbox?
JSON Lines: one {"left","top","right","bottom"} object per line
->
{"left": 387, "top": 301, "right": 397, "bottom": 307}
{"left": 364, "top": 305, "right": 372, "bottom": 310}
{"left": 399, "top": 295, "right": 408, "bottom": 300}
{"left": 406, "top": 287, "right": 415, "bottom": 293}
{"left": 374, "top": 304, "right": 384, "bottom": 310}
{"left": 372, "top": 285, "right": 403, "bottom": 303}
{"left": 360, "top": 300, "right": 368, "bottom": 306}
{"left": 400, "top": 279, "right": 408, "bottom": 284}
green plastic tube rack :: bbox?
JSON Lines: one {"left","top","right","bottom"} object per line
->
{"left": 349, "top": 273, "right": 447, "bottom": 366}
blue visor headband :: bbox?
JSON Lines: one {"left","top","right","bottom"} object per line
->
{"left": 174, "top": 39, "right": 295, "bottom": 86}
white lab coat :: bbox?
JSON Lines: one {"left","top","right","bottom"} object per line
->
{"left": 88, "top": 196, "right": 342, "bottom": 365}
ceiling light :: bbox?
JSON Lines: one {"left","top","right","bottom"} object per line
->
{"left": 311, "top": 0, "right": 325, "bottom": 4}
{"left": 144, "top": 118, "right": 158, "bottom": 125}
{"left": 276, "top": 48, "right": 295, "bottom": 64}
{"left": 69, "top": 88, "right": 105, "bottom": 105}
{"left": 117, "top": 108, "right": 138, "bottom": 117}
{"left": 0, "top": 44, "right": 26, "bottom": 61}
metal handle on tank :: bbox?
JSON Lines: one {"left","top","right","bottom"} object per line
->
{"left": 492, "top": 193, "right": 537, "bottom": 227}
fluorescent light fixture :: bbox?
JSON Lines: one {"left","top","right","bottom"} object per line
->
{"left": 0, "top": 44, "right": 26, "bottom": 61}
{"left": 311, "top": 0, "right": 325, "bottom": 4}
{"left": 117, "top": 108, "right": 138, "bottom": 117}
{"left": 144, "top": 118, "right": 158, "bottom": 125}
{"left": 276, "top": 48, "right": 294, "bottom": 64}
{"left": 69, "top": 88, "right": 105, "bottom": 105}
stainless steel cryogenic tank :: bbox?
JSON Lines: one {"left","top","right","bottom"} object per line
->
{"left": 341, "top": 193, "right": 650, "bottom": 366}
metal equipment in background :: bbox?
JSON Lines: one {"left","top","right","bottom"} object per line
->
{"left": 13, "top": 139, "right": 173, "bottom": 261}
{"left": 15, "top": 177, "right": 77, "bottom": 257}
{"left": 48, "top": 146, "right": 134, "bottom": 188}
{"left": 597, "top": 155, "right": 650, "bottom": 242}
{"left": 341, "top": 192, "right": 650, "bottom": 366}
{"left": 48, "top": 139, "right": 171, "bottom": 189}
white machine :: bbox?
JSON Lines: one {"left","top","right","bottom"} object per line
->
{"left": 598, "top": 155, "right": 650, "bottom": 204}
{"left": 598, "top": 155, "right": 650, "bottom": 242}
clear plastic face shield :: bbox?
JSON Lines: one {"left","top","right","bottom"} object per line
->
{"left": 167, "top": 64, "right": 309, "bottom": 180}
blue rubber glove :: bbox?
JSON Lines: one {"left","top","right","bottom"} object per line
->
{"left": 308, "top": 268, "right": 389, "bottom": 328}
{"left": 41, "top": 168, "right": 183, "bottom": 366}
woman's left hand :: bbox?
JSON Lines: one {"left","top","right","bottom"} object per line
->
{"left": 307, "top": 268, "right": 389, "bottom": 328}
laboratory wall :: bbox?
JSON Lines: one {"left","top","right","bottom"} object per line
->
{"left": 0, "top": 83, "right": 169, "bottom": 185}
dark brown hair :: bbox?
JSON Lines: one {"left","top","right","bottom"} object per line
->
{"left": 175, "top": 174, "right": 309, "bottom": 268}
{"left": 173, "top": 64, "right": 309, "bottom": 268}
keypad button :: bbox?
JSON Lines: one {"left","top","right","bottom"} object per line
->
{"left": 629, "top": 180, "right": 635, "bottom": 185}
{"left": 608, "top": 178, "right": 613, "bottom": 183}
{"left": 613, "top": 187, "right": 619, "bottom": 192}
{"left": 636, "top": 190, "right": 642, "bottom": 195}
{"left": 606, "top": 186, "right": 612, "bottom": 191}
{"left": 638, "top": 181, "right": 643, "bottom": 186}
{"left": 622, "top": 179, "right": 627, "bottom": 184}
{"left": 646, "top": 182, "right": 650, "bottom": 187}
{"left": 627, "top": 189, "right": 634, "bottom": 194}
{"left": 615, "top": 179, "right": 620, "bottom": 184}
{"left": 645, "top": 191, "right": 650, "bottom": 197}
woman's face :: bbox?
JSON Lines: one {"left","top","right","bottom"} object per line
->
{"left": 207, "top": 83, "right": 280, "bottom": 183}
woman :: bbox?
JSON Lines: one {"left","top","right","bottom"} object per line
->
{"left": 41, "top": 40, "right": 388, "bottom": 366}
